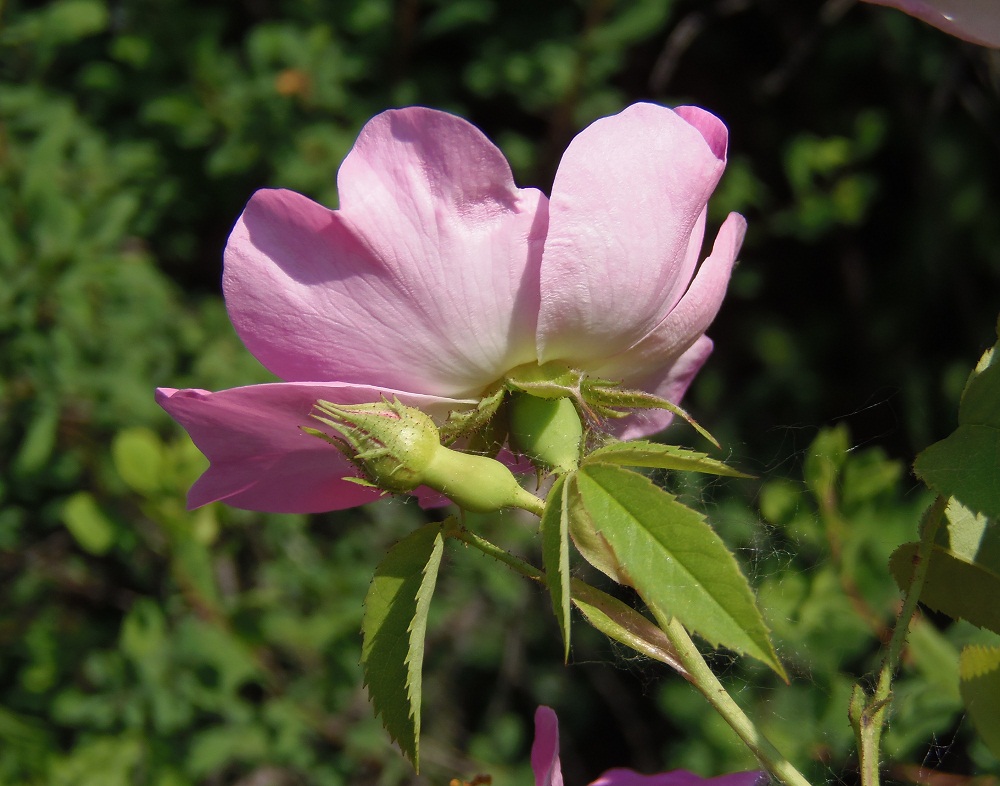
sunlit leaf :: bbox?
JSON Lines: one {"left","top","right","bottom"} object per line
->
{"left": 890, "top": 509, "right": 1000, "bottom": 635}
{"left": 571, "top": 464, "right": 786, "bottom": 678}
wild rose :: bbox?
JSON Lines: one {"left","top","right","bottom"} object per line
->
{"left": 531, "top": 706, "right": 767, "bottom": 786}
{"left": 157, "top": 103, "right": 744, "bottom": 513}
{"left": 862, "top": 0, "right": 1000, "bottom": 47}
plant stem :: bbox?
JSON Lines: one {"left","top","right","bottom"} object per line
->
{"left": 455, "top": 525, "right": 813, "bottom": 786}
{"left": 850, "top": 494, "right": 947, "bottom": 786}
{"left": 651, "top": 608, "right": 814, "bottom": 786}
{"left": 450, "top": 526, "right": 544, "bottom": 582}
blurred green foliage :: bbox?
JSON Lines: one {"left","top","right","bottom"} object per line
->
{"left": 2, "top": 0, "right": 999, "bottom": 783}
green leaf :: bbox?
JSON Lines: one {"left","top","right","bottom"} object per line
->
{"left": 584, "top": 440, "right": 751, "bottom": 478}
{"left": 959, "top": 645, "right": 1000, "bottom": 758}
{"left": 936, "top": 497, "right": 1000, "bottom": 567}
{"left": 570, "top": 580, "right": 686, "bottom": 677}
{"left": 62, "top": 491, "right": 115, "bottom": 555}
{"left": 915, "top": 332, "right": 1000, "bottom": 519}
{"left": 541, "top": 475, "right": 572, "bottom": 660}
{"left": 360, "top": 523, "right": 444, "bottom": 770}
{"left": 914, "top": 426, "right": 1000, "bottom": 520}
{"left": 803, "top": 425, "right": 849, "bottom": 506}
{"left": 890, "top": 509, "right": 1000, "bottom": 634}
{"left": 571, "top": 464, "right": 786, "bottom": 678}
{"left": 112, "top": 427, "right": 164, "bottom": 494}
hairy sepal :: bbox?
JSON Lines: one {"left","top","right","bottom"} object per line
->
{"left": 585, "top": 440, "right": 751, "bottom": 477}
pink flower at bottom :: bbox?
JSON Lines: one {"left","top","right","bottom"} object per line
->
{"left": 531, "top": 706, "right": 768, "bottom": 786}
{"left": 158, "top": 103, "right": 744, "bottom": 514}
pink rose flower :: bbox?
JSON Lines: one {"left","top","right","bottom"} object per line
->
{"left": 862, "top": 0, "right": 1000, "bottom": 47}
{"left": 157, "top": 103, "right": 744, "bottom": 513}
{"left": 531, "top": 706, "right": 767, "bottom": 786}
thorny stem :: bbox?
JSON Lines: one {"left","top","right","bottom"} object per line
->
{"left": 850, "top": 495, "right": 947, "bottom": 786}
{"left": 452, "top": 525, "right": 814, "bottom": 786}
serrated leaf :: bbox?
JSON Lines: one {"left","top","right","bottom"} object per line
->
{"left": 959, "top": 645, "right": 1000, "bottom": 758}
{"left": 541, "top": 474, "right": 572, "bottom": 660}
{"left": 584, "top": 440, "right": 751, "bottom": 478}
{"left": 571, "top": 464, "right": 785, "bottom": 678}
{"left": 936, "top": 498, "right": 1000, "bottom": 568}
{"left": 915, "top": 331, "right": 1000, "bottom": 519}
{"left": 914, "top": 425, "right": 1000, "bottom": 520}
{"left": 361, "top": 524, "right": 444, "bottom": 770}
{"left": 570, "top": 580, "right": 687, "bottom": 678}
{"left": 890, "top": 540, "right": 1000, "bottom": 634}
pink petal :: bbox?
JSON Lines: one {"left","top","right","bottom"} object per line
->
{"left": 593, "top": 212, "right": 746, "bottom": 384}
{"left": 590, "top": 769, "right": 768, "bottom": 786}
{"left": 537, "top": 103, "right": 728, "bottom": 367}
{"left": 862, "top": 0, "right": 1000, "bottom": 47}
{"left": 531, "top": 706, "right": 565, "bottom": 786}
{"left": 156, "top": 382, "right": 473, "bottom": 513}
{"left": 224, "top": 108, "right": 548, "bottom": 400}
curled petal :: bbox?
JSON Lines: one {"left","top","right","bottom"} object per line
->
{"left": 156, "top": 383, "right": 473, "bottom": 513}
{"left": 862, "top": 0, "right": 1000, "bottom": 47}
{"left": 593, "top": 211, "right": 746, "bottom": 384}
{"left": 532, "top": 706, "right": 565, "bottom": 786}
{"left": 538, "top": 103, "right": 728, "bottom": 366}
{"left": 224, "top": 108, "right": 548, "bottom": 399}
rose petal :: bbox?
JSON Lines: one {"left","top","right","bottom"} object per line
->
{"left": 593, "top": 211, "right": 746, "bottom": 385}
{"left": 537, "top": 103, "right": 728, "bottom": 366}
{"left": 531, "top": 706, "right": 565, "bottom": 786}
{"left": 590, "top": 769, "right": 769, "bottom": 786}
{"left": 156, "top": 382, "right": 473, "bottom": 513}
{"left": 224, "top": 107, "right": 548, "bottom": 399}
{"left": 862, "top": 0, "right": 1000, "bottom": 47}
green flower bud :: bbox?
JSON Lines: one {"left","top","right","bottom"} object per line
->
{"left": 508, "top": 393, "right": 583, "bottom": 474}
{"left": 312, "top": 398, "right": 543, "bottom": 515}
{"left": 313, "top": 398, "right": 440, "bottom": 493}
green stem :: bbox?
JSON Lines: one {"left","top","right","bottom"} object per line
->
{"left": 450, "top": 526, "right": 544, "bottom": 581}
{"left": 850, "top": 494, "right": 947, "bottom": 786}
{"left": 454, "top": 526, "right": 813, "bottom": 786}
{"left": 651, "top": 609, "right": 814, "bottom": 786}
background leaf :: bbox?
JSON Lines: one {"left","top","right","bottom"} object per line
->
{"left": 361, "top": 523, "right": 445, "bottom": 770}
{"left": 572, "top": 464, "right": 785, "bottom": 678}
